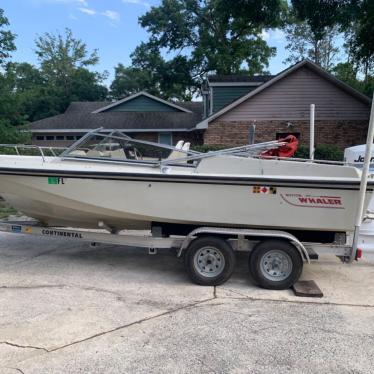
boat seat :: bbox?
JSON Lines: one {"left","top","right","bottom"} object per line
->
{"left": 110, "top": 148, "right": 127, "bottom": 159}
{"left": 167, "top": 140, "right": 186, "bottom": 160}
{"left": 69, "top": 150, "right": 87, "bottom": 156}
{"left": 86, "top": 149, "right": 105, "bottom": 157}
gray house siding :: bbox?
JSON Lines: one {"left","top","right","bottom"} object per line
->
{"left": 212, "top": 86, "right": 256, "bottom": 113}
{"left": 216, "top": 66, "right": 370, "bottom": 122}
{"left": 103, "top": 95, "right": 181, "bottom": 112}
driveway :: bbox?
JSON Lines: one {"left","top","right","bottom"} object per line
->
{"left": 1, "top": 232, "right": 374, "bottom": 374}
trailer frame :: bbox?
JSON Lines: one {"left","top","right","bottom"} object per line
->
{"left": 0, "top": 219, "right": 357, "bottom": 289}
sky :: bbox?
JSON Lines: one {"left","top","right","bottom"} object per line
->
{"left": 1, "top": 0, "right": 289, "bottom": 86}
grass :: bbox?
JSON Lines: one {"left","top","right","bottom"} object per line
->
{"left": 0, "top": 206, "right": 18, "bottom": 219}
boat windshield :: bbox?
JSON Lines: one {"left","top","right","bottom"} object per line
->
{"left": 61, "top": 130, "right": 196, "bottom": 165}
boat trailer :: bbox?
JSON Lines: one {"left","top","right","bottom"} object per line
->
{"left": 0, "top": 220, "right": 357, "bottom": 290}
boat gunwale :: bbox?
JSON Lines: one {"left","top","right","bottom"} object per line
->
{"left": 0, "top": 166, "right": 373, "bottom": 190}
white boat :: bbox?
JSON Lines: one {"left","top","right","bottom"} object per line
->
{"left": 0, "top": 130, "right": 372, "bottom": 241}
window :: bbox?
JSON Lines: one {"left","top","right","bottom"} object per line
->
{"left": 67, "top": 135, "right": 75, "bottom": 140}
{"left": 46, "top": 136, "right": 55, "bottom": 141}
{"left": 158, "top": 132, "right": 173, "bottom": 146}
{"left": 75, "top": 136, "right": 82, "bottom": 140}
{"left": 56, "top": 135, "right": 65, "bottom": 140}
{"left": 36, "top": 136, "right": 45, "bottom": 141}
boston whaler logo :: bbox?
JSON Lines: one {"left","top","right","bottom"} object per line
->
{"left": 281, "top": 193, "right": 344, "bottom": 209}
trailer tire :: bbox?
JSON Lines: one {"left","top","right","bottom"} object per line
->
{"left": 249, "top": 240, "right": 303, "bottom": 290}
{"left": 184, "top": 236, "right": 236, "bottom": 286}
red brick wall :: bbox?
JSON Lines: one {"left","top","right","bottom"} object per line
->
{"left": 129, "top": 131, "right": 203, "bottom": 146}
{"left": 204, "top": 120, "right": 368, "bottom": 149}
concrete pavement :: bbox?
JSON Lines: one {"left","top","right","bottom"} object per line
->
{"left": 1, "top": 232, "right": 374, "bottom": 373}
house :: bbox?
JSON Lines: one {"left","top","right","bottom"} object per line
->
{"left": 199, "top": 60, "right": 371, "bottom": 148}
{"left": 29, "top": 60, "right": 371, "bottom": 150}
{"left": 30, "top": 91, "right": 204, "bottom": 147}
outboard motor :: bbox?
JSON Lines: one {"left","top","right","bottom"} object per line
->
{"left": 344, "top": 144, "right": 374, "bottom": 255}
{"left": 344, "top": 144, "right": 374, "bottom": 171}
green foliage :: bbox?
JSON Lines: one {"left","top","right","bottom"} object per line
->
{"left": 290, "top": 0, "right": 374, "bottom": 80}
{"left": 347, "top": 0, "right": 374, "bottom": 70}
{"left": 0, "top": 24, "right": 109, "bottom": 140}
{"left": 0, "top": 206, "right": 17, "bottom": 219}
{"left": 295, "top": 144, "right": 344, "bottom": 161}
{"left": 110, "top": 63, "right": 153, "bottom": 99}
{"left": 0, "top": 8, "right": 16, "bottom": 66}
{"left": 191, "top": 144, "right": 228, "bottom": 153}
{"left": 126, "top": 0, "right": 287, "bottom": 98}
{"left": 284, "top": 21, "right": 340, "bottom": 70}
{"left": 332, "top": 62, "right": 374, "bottom": 97}
{"left": 33, "top": 28, "right": 107, "bottom": 114}
{"left": 290, "top": 1, "right": 345, "bottom": 40}
{"left": 110, "top": 57, "right": 193, "bottom": 101}
{"left": 0, "top": 122, "right": 31, "bottom": 144}
{"left": 130, "top": 44, "right": 194, "bottom": 100}
{"left": 35, "top": 28, "right": 99, "bottom": 81}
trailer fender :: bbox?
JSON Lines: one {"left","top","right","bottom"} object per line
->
{"left": 177, "top": 226, "right": 310, "bottom": 264}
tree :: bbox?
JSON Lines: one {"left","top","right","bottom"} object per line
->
{"left": 333, "top": 62, "right": 374, "bottom": 97}
{"left": 0, "top": 8, "right": 16, "bottom": 66}
{"left": 129, "top": 0, "right": 287, "bottom": 98}
{"left": 290, "top": 0, "right": 346, "bottom": 39}
{"left": 352, "top": 0, "right": 374, "bottom": 68}
{"left": 341, "top": 1, "right": 374, "bottom": 82}
{"left": 130, "top": 43, "right": 195, "bottom": 100}
{"left": 110, "top": 63, "right": 154, "bottom": 99}
{"left": 0, "top": 73, "right": 30, "bottom": 144}
{"left": 5, "top": 62, "right": 44, "bottom": 92}
{"left": 33, "top": 28, "right": 107, "bottom": 115}
{"left": 70, "top": 68, "right": 108, "bottom": 102}
{"left": 0, "top": 9, "right": 27, "bottom": 143}
{"left": 290, "top": 0, "right": 374, "bottom": 79}
{"left": 284, "top": 22, "right": 340, "bottom": 70}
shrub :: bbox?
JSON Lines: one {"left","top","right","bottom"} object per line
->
{"left": 191, "top": 144, "right": 228, "bottom": 153}
{"left": 295, "top": 144, "right": 344, "bottom": 161}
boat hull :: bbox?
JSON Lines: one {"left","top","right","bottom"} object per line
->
{"left": 0, "top": 172, "right": 370, "bottom": 233}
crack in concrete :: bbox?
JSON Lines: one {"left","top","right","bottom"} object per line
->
{"left": 219, "top": 287, "right": 374, "bottom": 308}
{"left": 6, "top": 367, "right": 25, "bottom": 374}
{"left": 196, "top": 357, "right": 219, "bottom": 374}
{"left": 0, "top": 285, "right": 64, "bottom": 290}
{"left": 0, "top": 342, "right": 48, "bottom": 352}
{"left": 5, "top": 248, "right": 61, "bottom": 266}
{"left": 48, "top": 296, "right": 216, "bottom": 353}
{"left": 0, "top": 284, "right": 124, "bottom": 300}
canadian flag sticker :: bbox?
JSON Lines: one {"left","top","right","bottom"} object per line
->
{"left": 252, "top": 186, "right": 277, "bottom": 194}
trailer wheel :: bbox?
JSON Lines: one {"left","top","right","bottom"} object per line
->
{"left": 184, "top": 236, "right": 236, "bottom": 286}
{"left": 249, "top": 240, "right": 303, "bottom": 290}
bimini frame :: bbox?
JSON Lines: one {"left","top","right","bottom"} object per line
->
{"left": 57, "top": 127, "right": 345, "bottom": 168}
